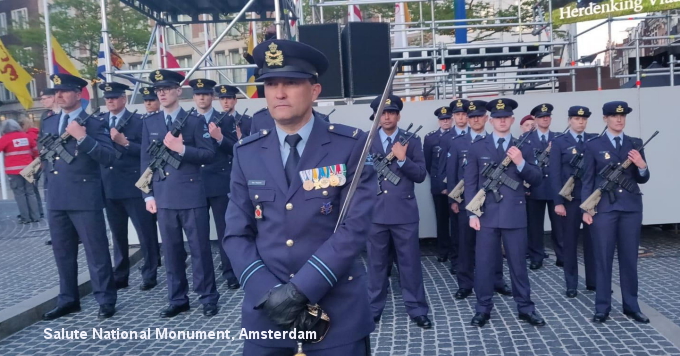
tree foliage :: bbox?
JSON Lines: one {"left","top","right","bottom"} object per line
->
{"left": 9, "top": 0, "right": 151, "bottom": 80}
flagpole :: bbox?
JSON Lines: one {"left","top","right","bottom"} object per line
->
{"left": 155, "top": 22, "right": 163, "bottom": 69}
{"left": 129, "top": 24, "right": 158, "bottom": 106}
{"left": 99, "top": 0, "right": 112, "bottom": 82}
{"left": 43, "top": 0, "right": 53, "bottom": 80}
{"left": 203, "top": 15, "right": 211, "bottom": 80}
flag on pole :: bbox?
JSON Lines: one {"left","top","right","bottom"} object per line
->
{"left": 51, "top": 35, "right": 90, "bottom": 109}
{"left": 0, "top": 38, "right": 33, "bottom": 109}
{"left": 348, "top": 5, "right": 363, "bottom": 22}
{"left": 246, "top": 21, "right": 258, "bottom": 98}
{"left": 157, "top": 34, "right": 183, "bottom": 75}
{"left": 97, "top": 36, "right": 136, "bottom": 86}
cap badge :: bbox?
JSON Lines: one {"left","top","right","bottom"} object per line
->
{"left": 104, "top": 85, "right": 112, "bottom": 92}
{"left": 541, "top": 104, "right": 548, "bottom": 112}
{"left": 197, "top": 79, "right": 204, "bottom": 88}
{"left": 385, "top": 99, "right": 391, "bottom": 105}
{"left": 53, "top": 75, "right": 62, "bottom": 85}
{"left": 143, "top": 88, "right": 150, "bottom": 95}
{"left": 456, "top": 100, "right": 463, "bottom": 108}
{"left": 265, "top": 42, "right": 284, "bottom": 67}
{"left": 496, "top": 99, "right": 505, "bottom": 110}
{"left": 468, "top": 103, "right": 476, "bottom": 110}
{"left": 577, "top": 108, "right": 584, "bottom": 115}
{"left": 155, "top": 70, "right": 163, "bottom": 81}
{"left": 441, "top": 107, "right": 447, "bottom": 114}
{"left": 220, "top": 87, "right": 227, "bottom": 93}
{"left": 616, "top": 105, "right": 624, "bottom": 113}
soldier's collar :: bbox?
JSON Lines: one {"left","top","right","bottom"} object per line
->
{"left": 276, "top": 114, "right": 315, "bottom": 149}
{"left": 163, "top": 106, "right": 183, "bottom": 121}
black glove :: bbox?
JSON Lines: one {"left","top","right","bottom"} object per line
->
{"left": 254, "top": 283, "right": 309, "bottom": 330}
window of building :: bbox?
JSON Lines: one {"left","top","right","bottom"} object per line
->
{"left": 0, "top": 13, "right": 7, "bottom": 36}
{"left": 214, "top": 15, "right": 243, "bottom": 37}
{"left": 227, "top": 49, "right": 247, "bottom": 83}
{"left": 176, "top": 56, "right": 192, "bottom": 68}
{"left": 28, "top": 79, "right": 36, "bottom": 98}
{"left": 0, "top": 83, "right": 17, "bottom": 101}
{"left": 166, "top": 15, "right": 191, "bottom": 45}
{"left": 11, "top": 8, "right": 28, "bottom": 30}
{"left": 215, "top": 51, "right": 227, "bottom": 67}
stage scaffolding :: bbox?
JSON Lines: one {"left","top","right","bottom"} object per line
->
{"left": 102, "top": 0, "right": 680, "bottom": 103}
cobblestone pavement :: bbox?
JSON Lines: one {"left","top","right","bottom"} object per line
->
{"left": 1, "top": 227, "right": 679, "bottom": 355}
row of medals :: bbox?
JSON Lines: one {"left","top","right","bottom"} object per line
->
{"left": 302, "top": 173, "right": 346, "bottom": 191}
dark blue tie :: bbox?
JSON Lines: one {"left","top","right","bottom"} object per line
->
{"left": 284, "top": 134, "right": 302, "bottom": 187}
{"left": 166, "top": 115, "right": 173, "bottom": 131}
{"left": 385, "top": 137, "right": 393, "bottom": 154}
{"left": 60, "top": 114, "right": 69, "bottom": 135}
{"left": 497, "top": 137, "right": 505, "bottom": 158}
{"left": 614, "top": 137, "right": 621, "bottom": 152}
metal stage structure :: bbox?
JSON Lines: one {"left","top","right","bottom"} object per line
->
{"left": 101, "top": 0, "right": 680, "bottom": 103}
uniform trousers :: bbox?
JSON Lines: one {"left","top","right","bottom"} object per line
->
{"left": 456, "top": 211, "right": 505, "bottom": 290}
{"left": 527, "top": 199, "right": 563, "bottom": 263}
{"left": 207, "top": 195, "right": 236, "bottom": 280}
{"left": 561, "top": 199, "right": 595, "bottom": 290}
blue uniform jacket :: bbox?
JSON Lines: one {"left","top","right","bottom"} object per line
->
{"left": 520, "top": 130, "right": 557, "bottom": 200}
{"left": 548, "top": 132, "right": 597, "bottom": 205}
{"left": 369, "top": 128, "right": 426, "bottom": 225}
{"left": 423, "top": 128, "right": 454, "bottom": 194}
{"left": 463, "top": 134, "right": 542, "bottom": 229}
{"left": 101, "top": 110, "right": 145, "bottom": 200}
{"left": 42, "top": 110, "right": 116, "bottom": 210}
{"left": 445, "top": 132, "right": 486, "bottom": 204}
{"left": 223, "top": 115, "right": 376, "bottom": 349}
{"left": 201, "top": 110, "right": 237, "bottom": 198}
{"left": 140, "top": 108, "right": 215, "bottom": 209}
{"left": 580, "top": 134, "right": 650, "bottom": 213}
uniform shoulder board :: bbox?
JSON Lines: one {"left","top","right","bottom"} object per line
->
{"left": 253, "top": 107, "right": 268, "bottom": 116}
{"left": 399, "top": 129, "right": 419, "bottom": 140}
{"left": 426, "top": 129, "right": 436, "bottom": 136}
{"left": 236, "top": 129, "right": 269, "bottom": 147}
{"left": 586, "top": 134, "right": 601, "bottom": 142}
{"left": 328, "top": 123, "right": 361, "bottom": 139}
{"left": 452, "top": 132, "right": 465, "bottom": 140}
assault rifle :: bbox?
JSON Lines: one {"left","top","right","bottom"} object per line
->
{"left": 373, "top": 123, "right": 422, "bottom": 195}
{"left": 465, "top": 127, "right": 535, "bottom": 217}
{"left": 112, "top": 109, "right": 139, "bottom": 159}
{"left": 20, "top": 108, "right": 101, "bottom": 183}
{"left": 580, "top": 130, "right": 659, "bottom": 216}
{"left": 558, "top": 127, "right": 607, "bottom": 201}
{"left": 135, "top": 108, "right": 195, "bottom": 193}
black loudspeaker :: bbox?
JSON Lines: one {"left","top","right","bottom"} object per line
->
{"left": 341, "top": 22, "right": 391, "bottom": 98}
{"left": 298, "top": 24, "right": 344, "bottom": 99}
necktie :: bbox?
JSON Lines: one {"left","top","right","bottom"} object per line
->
{"left": 166, "top": 115, "right": 173, "bottom": 131}
{"left": 577, "top": 134, "right": 583, "bottom": 150}
{"left": 614, "top": 136, "right": 621, "bottom": 152}
{"left": 385, "top": 137, "right": 393, "bottom": 154}
{"left": 60, "top": 114, "right": 69, "bottom": 135}
{"left": 284, "top": 134, "right": 302, "bottom": 187}
{"left": 461, "top": 130, "right": 466, "bottom": 136}
{"left": 497, "top": 137, "right": 506, "bottom": 158}
{"left": 540, "top": 134, "right": 547, "bottom": 146}
{"left": 111, "top": 115, "right": 117, "bottom": 129}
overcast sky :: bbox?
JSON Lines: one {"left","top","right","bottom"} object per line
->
{"left": 576, "top": 17, "right": 643, "bottom": 61}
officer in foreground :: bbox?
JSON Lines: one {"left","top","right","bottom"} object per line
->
{"left": 366, "top": 94, "right": 431, "bottom": 329}
{"left": 464, "top": 99, "right": 545, "bottom": 327}
{"left": 41, "top": 74, "right": 117, "bottom": 320}
{"left": 581, "top": 101, "right": 650, "bottom": 324}
{"left": 224, "top": 39, "right": 376, "bottom": 355}
{"left": 141, "top": 70, "right": 219, "bottom": 318}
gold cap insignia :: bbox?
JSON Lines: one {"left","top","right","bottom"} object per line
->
{"left": 496, "top": 99, "right": 505, "bottom": 110}
{"left": 468, "top": 103, "right": 476, "bottom": 110}
{"left": 220, "top": 87, "right": 227, "bottom": 93}
{"left": 265, "top": 42, "right": 284, "bottom": 67}
{"left": 616, "top": 105, "right": 624, "bottom": 113}
{"left": 104, "top": 85, "right": 112, "bottom": 91}
{"left": 196, "top": 79, "right": 204, "bottom": 88}
{"left": 155, "top": 70, "right": 163, "bottom": 81}
{"left": 143, "top": 88, "right": 150, "bottom": 95}
{"left": 456, "top": 100, "right": 463, "bottom": 108}
{"left": 53, "top": 75, "right": 62, "bottom": 85}
{"left": 441, "top": 107, "right": 447, "bottom": 114}
{"left": 385, "top": 99, "right": 391, "bottom": 105}
{"left": 577, "top": 108, "right": 584, "bottom": 115}
{"left": 541, "top": 104, "right": 548, "bottom": 112}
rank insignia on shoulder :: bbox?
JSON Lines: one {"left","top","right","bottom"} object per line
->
{"left": 320, "top": 202, "right": 333, "bottom": 215}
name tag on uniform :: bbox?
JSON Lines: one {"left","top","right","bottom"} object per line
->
{"left": 480, "top": 156, "right": 491, "bottom": 160}
{"left": 248, "top": 180, "right": 266, "bottom": 186}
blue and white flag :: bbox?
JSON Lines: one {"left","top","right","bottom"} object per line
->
{"left": 97, "top": 35, "right": 136, "bottom": 86}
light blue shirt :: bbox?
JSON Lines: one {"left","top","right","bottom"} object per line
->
{"left": 109, "top": 108, "right": 128, "bottom": 128}
{"left": 277, "top": 116, "right": 314, "bottom": 166}
{"left": 454, "top": 126, "right": 469, "bottom": 136}
{"left": 492, "top": 133, "right": 524, "bottom": 172}
{"left": 199, "top": 108, "right": 215, "bottom": 124}
{"left": 570, "top": 130, "right": 585, "bottom": 143}
{"left": 470, "top": 130, "right": 485, "bottom": 141}
{"left": 536, "top": 129, "right": 549, "bottom": 143}
{"left": 58, "top": 107, "right": 84, "bottom": 132}
{"left": 379, "top": 128, "right": 405, "bottom": 167}
{"left": 605, "top": 130, "right": 648, "bottom": 176}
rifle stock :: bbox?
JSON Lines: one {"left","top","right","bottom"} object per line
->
{"left": 20, "top": 158, "right": 42, "bottom": 183}
{"left": 558, "top": 176, "right": 575, "bottom": 201}
{"left": 135, "top": 167, "right": 154, "bottom": 193}
{"left": 579, "top": 189, "right": 602, "bottom": 216}
{"left": 465, "top": 189, "right": 487, "bottom": 217}
{"left": 448, "top": 179, "right": 465, "bottom": 203}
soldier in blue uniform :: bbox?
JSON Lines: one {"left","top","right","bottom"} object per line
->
{"left": 423, "top": 106, "right": 456, "bottom": 264}
{"left": 189, "top": 78, "right": 240, "bottom": 289}
{"left": 582, "top": 101, "right": 650, "bottom": 324}
{"left": 464, "top": 98, "right": 546, "bottom": 327}
{"left": 224, "top": 39, "right": 376, "bottom": 355}
{"left": 141, "top": 69, "right": 219, "bottom": 318}
{"left": 214, "top": 84, "right": 252, "bottom": 139}
{"left": 366, "top": 94, "right": 432, "bottom": 328}
{"left": 139, "top": 86, "right": 160, "bottom": 114}
{"left": 99, "top": 82, "right": 160, "bottom": 291}
{"left": 549, "top": 106, "right": 597, "bottom": 298}
{"left": 445, "top": 100, "right": 511, "bottom": 300}
{"left": 523, "top": 103, "right": 563, "bottom": 270}
{"left": 41, "top": 74, "right": 117, "bottom": 320}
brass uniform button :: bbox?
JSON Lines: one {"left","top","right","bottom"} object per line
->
{"left": 286, "top": 203, "right": 293, "bottom": 210}
{"left": 322, "top": 191, "right": 328, "bottom": 196}
{"left": 255, "top": 195, "right": 259, "bottom": 200}
{"left": 286, "top": 239, "right": 294, "bottom": 247}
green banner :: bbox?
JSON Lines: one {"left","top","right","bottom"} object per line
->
{"left": 552, "top": 0, "right": 680, "bottom": 26}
